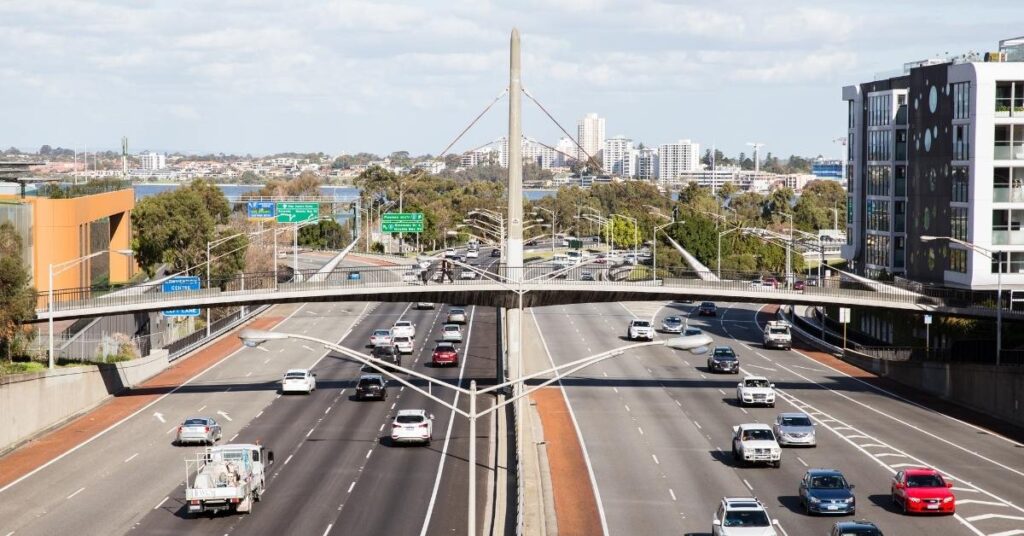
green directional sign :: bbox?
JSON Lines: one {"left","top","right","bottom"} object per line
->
{"left": 276, "top": 202, "right": 319, "bottom": 223}
{"left": 381, "top": 212, "right": 424, "bottom": 233}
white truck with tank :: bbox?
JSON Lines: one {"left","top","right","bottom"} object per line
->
{"left": 184, "top": 443, "right": 274, "bottom": 516}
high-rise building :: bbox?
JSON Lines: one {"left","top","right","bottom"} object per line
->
{"left": 658, "top": 140, "right": 700, "bottom": 182}
{"left": 139, "top": 152, "right": 166, "bottom": 171}
{"left": 636, "top": 147, "right": 659, "bottom": 181}
{"left": 577, "top": 113, "right": 605, "bottom": 164}
{"left": 555, "top": 137, "right": 576, "bottom": 167}
{"left": 842, "top": 36, "right": 1024, "bottom": 289}
{"left": 603, "top": 135, "right": 635, "bottom": 177}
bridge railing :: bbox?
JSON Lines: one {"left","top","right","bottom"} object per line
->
{"left": 35, "top": 263, "right": 1018, "bottom": 318}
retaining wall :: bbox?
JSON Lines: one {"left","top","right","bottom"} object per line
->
{"left": 0, "top": 349, "right": 169, "bottom": 454}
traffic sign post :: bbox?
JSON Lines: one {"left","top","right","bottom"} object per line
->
{"left": 381, "top": 212, "right": 424, "bottom": 233}
{"left": 838, "top": 307, "right": 851, "bottom": 353}
{"left": 276, "top": 202, "right": 319, "bottom": 224}
{"left": 247, "top": 201, "right": 276, "bottom": 219}
{"left": 924, "top": 314, "right": 933, "bottom": 352}
{"left": 162, "top": 276, "right": 201, "bottom": 318}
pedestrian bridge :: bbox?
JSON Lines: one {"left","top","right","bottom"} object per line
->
{"left": 34, "top": 264, "right": 1014, "bottom": 322}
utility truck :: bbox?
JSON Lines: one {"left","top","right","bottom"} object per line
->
{"left": 184, "top": 443, "right": 274, "bottom": 516}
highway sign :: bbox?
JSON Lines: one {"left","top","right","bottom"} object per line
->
{"left": 276, "top": 202, "right": 319, "bottom": 224}
{"left": 838, "top": 307, "right": 851, "bottom": 323}
{"left": 162, "top": 276, "right": 201, "bottom": 318}
{"left": 247, "top": 201, "right": 276, "bottom": 219}
{"left": 381, "top": 212, "right": 424, "bottom": 233}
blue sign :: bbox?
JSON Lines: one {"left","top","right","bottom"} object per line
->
{"left": 162, "top": 276, "right": 201, "bottom": 317}
{"left": 247, "top": 201, "right": 276, "bottom": 219}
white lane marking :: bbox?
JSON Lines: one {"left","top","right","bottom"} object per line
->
{"left": 957, "top": 499, "right": 1011, "bottom": 507}
{"left": 165, "top": 426, "right": 176, "bottom": 435}
{"left": 612, "top": 387, "right": 618, "bottom": 394}
{"left": 217, "top": 411, "right": 232, "bottom": 422}
{"left": 322, "top": 524, "right": 333, "bottom": 536}
{"left": 531, "top": 309, "right": 610, "bottom": 536}
{"left": 693, "top": 421, "right": 702, "bottom": 430}
{"left": 379, "top": 423, "right": 385, "bottom": 432}
{"left": 306, "top": 427, "right": 315, "bottom": 438}
{"left": 669, "top": 489, "right": 677, "bottom": 501}
{"left": 66, "top": 487, "right": 85, "bottom": 500}
{"left": 965, "top": 513, "right": 1024, "bottom": 522}
{"left": 230, "top": 433, "right": 238, "bottom": 441}
{"left": 246, "top": 371, "right": 253, "bottom": 377}
{"left": 256, "top": 345, "right": 269, "bottom": 352}
{"left": 651, "top": 454, "right": 660, "bottom": 465}
{"left": 624, "top": 404, "right": 631, "bottom": 412}
{"left": 717, "top": 389, "right": 726, "bottom": 395}
{"left": 154, "top": 496, "right": 169, "bottom": 510}
{"left": 637, "top": 426, "right": 644, "bottom": 435}
{"left": 772, "top": 519, "right": 789, "bottom": 536}
{"left": 197, "top": 405, "right": 207, "bottom": 412}
{"left": 347, "top": 482, "right": 356, "bottom": 493}
{"left": 742, "top": 479, "right": 753, "bottom": 491}
{"left": 123, "top": 453, "right": 138, "bottom": 463}
{"left": 153, "top": 412, "right": 165, "bottom": 423}
{"left": 796, "top": 456, "right": 808, "bottom": 467}
{"left": 740, "top": 408, "right": 749, "bottom": 414}
{"left": 953, "top": 487, "right": 981, "bottom": 493}
{"left": 302, "top": 345, "right": 315, "bottom": 352}
{"left": 284, "top": 454, "right": 294, "bottom": 465}
{"left": 325, "top": 406, "right": 332, "bottom": 414}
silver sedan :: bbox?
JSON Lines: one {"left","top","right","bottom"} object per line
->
{"left": 175, "top": 417, "right": 222, "bottom": 446}
{"left": 773, "top": 412, "right": 817, "bottom": 447}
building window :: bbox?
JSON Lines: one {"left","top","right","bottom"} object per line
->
{"left": 992, "top": 209, "right": 1024, "bottom": 245}
{"left": 995, "top": 81, "right": 1024, "bottom": 116}
{"left": 866, "top": 234, "right": 890, "bottom": 266}
{"left": 947, "top": 247, "right": 967, "bottom": 273}
{"left": 952, "top": 166, "right": 969, "bottom": 203}
{"left": 894, "top": 201, "right": 906, "bottom": 233}
{"left": 849, "top": 100, "right": 856, "bottom": 128}
{"left": 953, "top": 124, "right": 970, "bottom": 161}
{"left": 991, "top": 251, "right": 1024, "bottom": 273}
{"left": 867, "top": 130, "right": 892, "bottom": 161}
{"left": 867, "top": 166, "right": 891, "bottom": 196}
{"left": 847, "top": 196, "right": 854, "bottom": 224}
{"left": 867, "top": 200, "right": 890, "bottom": 232}
{"left": 894, "top": 165, "right": 906, "bottom": 196}
{"left": 953, "top": 82, "right": 971, "bottom": 119}
{"left": 894, "top": 236, "right": 906, "bottom": 269}
{"left": 993, "top": 167, "right": 1024, "bottom": 202}
{"left": 951, "top": 207, "right": 968, "bottom": 241}
{"left": 995, "top": 124, "right": 1024, "bottom": 160}
{"left": 868, "top": 94, "right": 891, "bottom": 127}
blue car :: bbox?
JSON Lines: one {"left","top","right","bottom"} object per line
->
{"left": 347, "top": 271, "right": 361, "bottom": 281}
{"left": 800, "top": 469, "right": 856, "bottom": 515}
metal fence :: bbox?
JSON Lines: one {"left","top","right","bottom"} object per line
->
{"left": 36, "top": 263, "right": 1020, "bottom": 320}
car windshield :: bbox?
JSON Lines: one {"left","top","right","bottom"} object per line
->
{"left": 444, "top": 326, "right": 459, "bottom": 332}
{"left": 358, "top": 378, "right": 382, "bottom": 387}
{"left": 701, "top": 302, "right": 715, "bottom": 308}
{"left": 781, "top": 416, "right": 813, "bottom": 427}
{"left": 714, "top": 348, "right": 735, "bottom": 358}
{"left": 839, "top": 529, "right": 882, "bottom": 536}
{"left": 907, "top": 474, "right": 945, "bottom": 487}
{"left": 633, "top": 321, "right": 651, "bottom": 327}
{"left": 394, "top": 337, "right": 410, "bottom": 343}
{"left": 373, "top": 330, "right": 390, "bottom": 337}
{"left": 395, "top": 321, "right": 411, "bottom": 327}
{"left": 451, "top": 309, "right": 465, "bottom": 314}
{"left": 742, "top": 429, "right": 775, "bottom": 441}
{"left": 745, "top": 379, "right": 770, "bottom": 388}
{"left": 184, "top": 419, "right": 208, "bottom": 426}
{"left": 770, "top": 327, "right": 789, "bottom": 334}
{"left": 684, "top": 328, "right": 702, "bottom": 336}
{"left": 664, "top": 317, "right": 681, "bottom": 324}
{"left": 723, "top": 510, "right": 770, "bottom": 527}
{"left": 810, "top": 475, "right": 848, "bottom": 489}
{"left": 396, "top": 415, "right": 424, "bottom": 424}
{"left": 285, "top": 373, "right": 306, "bottom": 379}
{"left": 435, "top": 344, "right": 455, "bottom": 352}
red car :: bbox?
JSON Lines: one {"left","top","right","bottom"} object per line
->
{"left": 890, "top": 468, "right": 955, "bottom": 514}
{"left": 431, "top": 342, "right": 459, "bottom": 367}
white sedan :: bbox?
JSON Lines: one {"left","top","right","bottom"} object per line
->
{"left": 282, "top": 369, "right": 316, "bottom": 394}
{"left": 393, "top": 335, "right": 414, "bottom": 354}
{"left": 392, "top": 320, "right": 416, "bottom": 339}
{"left": 390, "top": 409, "right": 433, "bottom": 445}
{"left": 441, "top": 324, "right": 463, "bottom": 343}
{"left": 370, "top": 329, "right": 393, "bottom": 347}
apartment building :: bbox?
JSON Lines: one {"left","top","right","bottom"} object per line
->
{"left": 138, "top": 152, "right": 166, "bottom": 171}
{"left": 658, "top": 139, "right": 700, "bottom": 182}
{"left": 603, "top": 135, "right": 635, "bottom": 177}
{"left": 636, "top": 147, "right": 658, "bottom": 181}
{"left": 577, "top": 113, "right": 605, "bottom": 163}
{"left": 842, "top": 36, "right": 1024, "bottom": 288}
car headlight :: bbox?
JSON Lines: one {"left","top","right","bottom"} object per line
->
{"left": 943, "top": 496, "right": 954, "bottom": 503}
{"left": 909, "top": 497, "right": 922, "bottom": 503}
{"left": 845, "top": 497, "right": 855, "bottom": 503}
{"left": 772, "top": 449, "right": 780, "bottom": 455}
{"left": 809, "top": 497, "right": 821, "bottom": 503}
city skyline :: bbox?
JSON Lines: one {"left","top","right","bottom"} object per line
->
{"left": 3, "top": 1, "right": 1023, "bottom": 158}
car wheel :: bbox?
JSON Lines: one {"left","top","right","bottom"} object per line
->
{"left": 769, "top": 402, "right": 776, "bottom": 408}
{"left": 731, "top": 445, "right": 739, "bottom": 460}
{"left": 774, "top": 460, "right": 781, "bottom": 468}
{"left": 803, "top": 500, "right": 811, "bottom": 515}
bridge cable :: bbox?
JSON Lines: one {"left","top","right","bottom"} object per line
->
{"left": 436, "top": 88, "right": 509, "bottom": 159}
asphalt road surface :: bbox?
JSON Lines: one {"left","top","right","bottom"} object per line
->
{"left": 528, "top": 300, "right": 1024, "bottom": 536}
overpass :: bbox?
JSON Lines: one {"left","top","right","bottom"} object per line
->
{"left": 34, "top": 262, "right": 1016, "bottom": 322}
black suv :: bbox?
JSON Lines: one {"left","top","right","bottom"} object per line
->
{"left": 829, "top": 520, "right": 882, "bottom": 535}
{"left": 707, "top": 346, "right": 739, "bottom": 373}
{"left": 356, "top": 374, "right": 387, "bottom": 401}
{"left": 371, "top": 345, "right": 401, "bottom": 369}
{"left": 698, "top": 302, "right": 717, "bottom": 316}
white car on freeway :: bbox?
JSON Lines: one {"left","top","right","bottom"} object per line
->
{"left": 736, "top": 376, "right": 776, "bottom": 407}
{"left": 712, "top": 497, "right": 777, "bottom": 536}
{"left": 415, "top": 302, "right": 434, "bottom": 310}
{"left": 393, "top": 335, "right": 414, "bottom": 354}
{"left": 370, "top": 329, "right": 393, "bottom": 347}
{"left": 773, "top": 412, "right": 817, "bottom": 447}
{"left": 731, "top": 423, "right": 782, "bottom": 467}
{"left": 282, "top": 369, "right": 316, "bottom": 394}
{"left": 459, "top": 270, "right": 479, "bottom": 280}
{"left": 175, "top": 417, "right": 222, "bottom": 446}
{"left": 392, "top": 320, "right": 416, "bottom": 339}
{"left": 626, "top": 319, "right": 655, "bottom": 341}
{"left": 441, "top": 324, "right": 463, "bottom": 343}
{"left": 466, "top": 249, "right": 479, "bottom": 259}
{"left": 390, "top": 409, "right": 433, "bottom": 446}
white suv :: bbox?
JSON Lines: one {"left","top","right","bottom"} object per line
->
{"left": 736, "top": 375, "right": 776, "bottom": 407}
{"left": 282, "top": 369, "right": 316, "bottom": 394}
{"left": 712, "top": 497, "right": 777, "bottom": 536}
{"left": 627, "top": 319, "right": 655, "bottom": 341}
{"left": 392, "top": 320, "right": 416, "bottom": 339}
{"left": 391, "top": 409, "right": 433, "bottom": 446}
{"left": 732, "top": 424, "right": 782, "bottom": 468}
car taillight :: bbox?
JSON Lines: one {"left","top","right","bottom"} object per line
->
{"left": 190, "top": 500, "right": 200, "bottom": 505}
{"left": 204, "top": 426, "right": 210, "bottom": 433}
{"left": 392, "top": 423, "right": 400, "bottom": 428}
{"left": 178, "top": 426, "right": 183, "bottom": 433}
{"left": 418, "top": 423, "right": 429, "bottom": 428}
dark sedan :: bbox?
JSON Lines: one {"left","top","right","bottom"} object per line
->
{"left": 698, "top": 302, "right": 717, "bottom": 316}
{"left": 800, "top": 469, "right": 856, "bottom": 515}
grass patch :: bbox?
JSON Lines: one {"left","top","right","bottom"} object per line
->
{"left": 1, "top": 360, "right": 48, "bottom": 376}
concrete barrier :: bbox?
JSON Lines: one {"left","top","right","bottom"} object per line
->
{"left": 0, "top": 349, "right": 170, "bottom": 455}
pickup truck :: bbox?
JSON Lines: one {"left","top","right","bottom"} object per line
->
{"left": 627, "top": 319, "right": 655, "bottom": 341}
{"left": 185, "top": 444, "right": 274, "bottom": 515}
{"left": 736, "top": 375, "right": 776, "bottom": 407}
{"left": 763, "top": 321, "right": 792, "bottom": 350}
{"left": 731, "top": 424, "right": 782, "bottom": 468}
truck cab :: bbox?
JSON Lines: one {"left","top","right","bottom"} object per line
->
{"left": 185, "top": 444, "right": 274, "bottom": 516}
{"left": 763, "top": 321, "right": 792, "bottom": 350}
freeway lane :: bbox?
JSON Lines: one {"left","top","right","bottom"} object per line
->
{"left": 128, "top": 299, "right": 496, "bottom": 536}
{"left": 529, "top": 300, "right": 1023, "bottom": 536}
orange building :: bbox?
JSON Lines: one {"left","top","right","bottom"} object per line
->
{"left": 0, "top": 188, "right": 136, "bottom": 293}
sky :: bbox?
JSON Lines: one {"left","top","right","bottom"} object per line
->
{"left": 2, "top": 0, "right": 1022, "bottom": 159}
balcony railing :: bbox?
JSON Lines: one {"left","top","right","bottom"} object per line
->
{"left": 992, "top": 187, "right": 1024, "bottom": 203}
{"left": 994, "top": 142, "right": 1024, "bottom": 160}
{"left": 995, "top": 98, "right": 1024, "bottom": 117}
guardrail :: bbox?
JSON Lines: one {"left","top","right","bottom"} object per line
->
{"left": 35, "top": 264, "right": 1019, "bottom": 320}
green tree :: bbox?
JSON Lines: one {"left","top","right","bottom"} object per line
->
{"left": 794, "top": 180, "right": 846, "bottom": 231}
{"left": 299, "top": 220, "right": 347, "bottom": 249}
{"left": 0, "top": 222, "right": 36, "bottom": 361}
{"left": 605, "top": 217, "right": 641, "bottom": 248}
